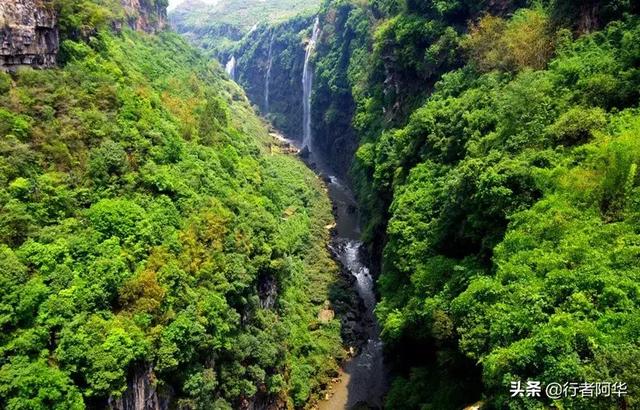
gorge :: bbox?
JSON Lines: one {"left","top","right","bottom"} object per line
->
{"left": 171, "top": 0, "right": 640, "bottom": 408}
{"left": 0, "top": 0, "right": 640, "bottom": 409}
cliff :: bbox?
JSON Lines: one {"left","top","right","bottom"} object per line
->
{"left": 120, "top": 0, "right": 168, "bottom": 33}
{"left": 226, "top": 15, "right": 313, "bottom": 141}
{"left": 0, "top": 0, "right": 168, "bottom": 72}
{"left": 0, "top": 0, "right": 58, "bottom": 71}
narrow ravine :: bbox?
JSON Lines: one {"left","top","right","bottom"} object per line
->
{"left": 316, "top": 162, "right": 387, "bottom": 410}
{"left": 274, "top": 133, "right": 387, "bottom": 409}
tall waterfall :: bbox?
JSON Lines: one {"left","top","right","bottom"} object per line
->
{"left": 225, "top": 56, "right": 236, "bottom": 81}
{"left": 302, "top": 17, "right": 320, "bottom": 149}
{"left": 264, "top": 32, "right": 275, "bottom": 113}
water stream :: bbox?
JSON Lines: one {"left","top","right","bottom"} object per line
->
{"left": 316, "top": 164, "right": 387, "bottom": 410}
{"left": 302, "top": 17, "right": 320, "bottom": 150}
{"left": 273, "top": 133, "right": 388, "bottom": 409}
{"left": 273, "top": 16, "right": 387, "bottom": 407}
{"left": 225, "top": 55, "right": 236, "bottom": 81}
{"left": 264, "top": 32, "right": 275, "bottom": 113}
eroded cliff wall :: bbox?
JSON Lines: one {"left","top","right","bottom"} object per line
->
{"left": 120, "top": 0, "right": 168, "bottom": 33}
{"left": 0, "top": 0, "right": 58, "bottom": 71}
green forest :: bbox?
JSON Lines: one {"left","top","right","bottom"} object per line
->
{"left": 309, "top": 0, "right": 640, "bottom": 408}
{"left": 169, "top": 0, "right": 321, "bottom": 55}
{"left": 2, "top": 0, "right": 640, "bottom": 409}
{"left": 0, "top": 1, "right": 353, "bottom": 408}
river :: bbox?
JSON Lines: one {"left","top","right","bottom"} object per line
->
{"left": 273, "top": 134, "right": 388, "bottom": 409}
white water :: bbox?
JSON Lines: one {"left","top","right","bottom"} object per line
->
{"left": 225, "top": 56, "right": 236, "bottom": 81}
{"left": 270, "top": 127, "right": 388, "bottom": 410}
{"left": 302, "top": 17, "right": 320, "bottom": 149}
{"left": 320, "top": 172, "right": 387, "bottom": 409}
{"left": 264, "top": 32, "right": 275, "bottom": 113}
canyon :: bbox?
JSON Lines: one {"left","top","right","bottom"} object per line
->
{"left": 1, "top": 0, "right": 167, "bottom": 72}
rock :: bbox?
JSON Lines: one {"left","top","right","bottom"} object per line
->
{"left": 324, "top": 222, "right": 336, "bottom": 231}
{"left": 258, "top": 274, "right": 278, "bottom": 310}
{"left": 0, "top": 0, "right": 58, "bottom": 71}
{"left": 299, "top": 145, "right": 310, "bottom": 159}
{"left": 108, "top": 365, "right": 172, "bottom": 410}
{"left": 120, "top": 0, "right": 167, "bottom": 33}
{"left": 318, "top": 308, "right": 335, "bottom": 323}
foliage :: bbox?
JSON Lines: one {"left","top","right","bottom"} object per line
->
{"left": 60, "top": 0, "right": 640, "bottom": 408}
{"left": 169, "top": 0, "right": 321, "bottom": 56}
{"left": 0, "top": 18, "right": 344, "bottom": 410}
{"left": 362, "top": 12, "right": 640, "bottom": 410}
{"left": 463, "top": 8, "right": 555, "bottom": 72}
{"left": 231, "top": 0, "right": 640, "bottom": 407}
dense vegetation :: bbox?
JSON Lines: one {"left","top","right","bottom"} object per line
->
{"left": 0, "top": 2, "right": 350, "bottom": 408}
{"left": 322, "top": 1, "right": 640, "bottom": 409}
{"left": 183, "top": 0, "right": 640, "bottom": 408}
{"left": 5, "top": 0, "right": 640, "bottom": 408}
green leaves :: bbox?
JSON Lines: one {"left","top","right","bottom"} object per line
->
{"left": 87, "top": 198, "right": 145, "bottom": 240}
{"left": 356, "top": 7, "right": 640, "bottom": 409}
{"left": 0, "top": 357, "right": 84, "bottom": 410}
{"left": 0, "top": 15, "right": 343, "bottom": 408}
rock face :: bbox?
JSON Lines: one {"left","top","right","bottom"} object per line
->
{"left": 225, "top": 16, "right": 311, "bottom": 141}
{"left": 120, "top": 0, "right": 168, "bottom": 33}
{"left": 108, "top": 365, "right": 172, "bottom": 410}
{"left": 0, "top": 0, "right": 58, "bottom": 71}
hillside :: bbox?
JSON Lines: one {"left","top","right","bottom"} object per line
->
{"left": 169, "top": 0, "right": 321, "bottom": 55}
{"left": 0, "top": 1, "right": 350, "bottom": 408}
{"left": 184, "top": 0, "right": 640, "bottom": 408}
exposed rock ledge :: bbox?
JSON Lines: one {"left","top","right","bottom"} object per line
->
{"left": 0, "top": 0, "right": 58, "bottom": 71}
{"left": 120, "top": 0, "right": 168, "bottom": 33}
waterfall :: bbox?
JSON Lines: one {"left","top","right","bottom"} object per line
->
{"left": 302, "top": 17, "right": 320, "bottom": 149}
{"left": 225, "top": 56, "right": 236, "bottom": 81}
{"left": 264, "top": 32, "right": 275, "bottom": 113}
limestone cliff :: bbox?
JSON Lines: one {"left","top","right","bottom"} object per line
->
{"left": 0, "top": 0, "right": 168, "bottom": 71}
{"left": 0, "top": 0, "right": 58, "bottom": 71}
{"left": 120, "top": 0, "right": 168, "bottom": 33}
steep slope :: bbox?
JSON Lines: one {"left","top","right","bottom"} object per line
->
{"left": 183, "top": 0, "right": 640, "bottom": 408}
{"left": 228, "top": 15, "right": 316, "bottom": 140}
{"left": 0, "top": 2, "right": 350, "bottom": 409}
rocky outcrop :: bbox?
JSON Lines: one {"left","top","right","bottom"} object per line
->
{"left": 108, "top": 365, "right": 172, "bottom": 410}
{"left": 0, "top": 0, "right": 58, "bottom": 71}
{"left": 120, "top": 0, "right": 168, "bottom": 33}
{"left": 258, "top": 273, "right": 278, "bottom": 310}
